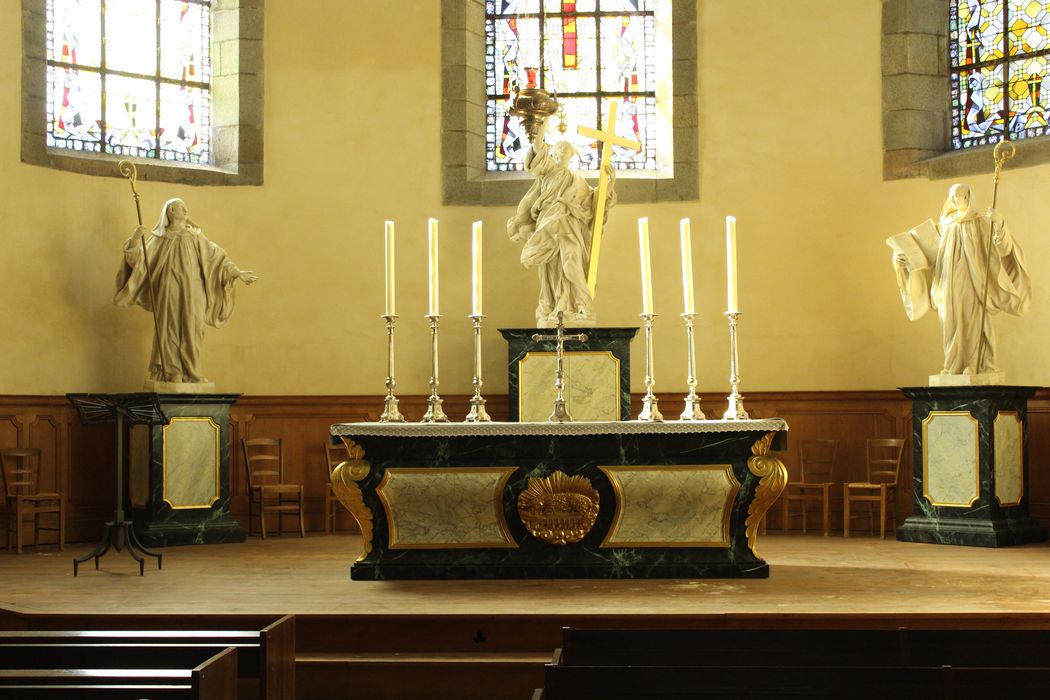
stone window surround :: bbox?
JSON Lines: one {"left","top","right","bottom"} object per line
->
{"left": 882, "top": 0, "right": 1050, "bottom": 180}
{"left": 20, "top": 0, "right": 264, "bottom": 187}
{"left": 441, "top": 0, "right": 698, "bottom": 206}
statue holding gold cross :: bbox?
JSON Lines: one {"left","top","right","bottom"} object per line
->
{"left": 508, "top": 99, "right": 642, "bottom": 328}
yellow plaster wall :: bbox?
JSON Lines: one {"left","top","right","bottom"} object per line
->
{"left": 1, "top": 0, "right": 1046, "bottom": 396}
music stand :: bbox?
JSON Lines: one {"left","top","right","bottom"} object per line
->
{"left": 67, "top": 393, "right": 169, "bottom": 576}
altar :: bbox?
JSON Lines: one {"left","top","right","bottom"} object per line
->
{"left": 329, "top": 420, "right": 788, "bottom": 580}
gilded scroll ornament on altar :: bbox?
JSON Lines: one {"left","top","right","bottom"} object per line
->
{"left": 517, "top": 471, "right": 599, "bottom": 545}
{"left": 331, "top": 438, "right": 374, "bottom": 559}
{"left": 744, "top": 431, "right": 788, "bottom": 556}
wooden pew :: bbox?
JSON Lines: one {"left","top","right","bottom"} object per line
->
{"left": 0, "top": 645, "right": 237, "bottom": 699}
{"left": 559, "top": 627, "right": 1050, "bottom": 668}
{"left": 539, "top": 628, "right": 1050, "bottom": 699}
{"left": 0, "top": 614, "right": 294, "bottom": 700}
{"left": 542, "top": 660, "right": 1050, "bottom": 699}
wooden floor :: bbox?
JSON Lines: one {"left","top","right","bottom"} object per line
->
{"left": 3, "top": 532, "right": 1050, "bottom": 618}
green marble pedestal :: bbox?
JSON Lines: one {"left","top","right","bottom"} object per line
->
{"left": 330, "top": 420, "right": 789, "bottom": 580}
{"left": 500, "top": 327, "right": 638, "bottom": 421}
{"left": 129, "top": 394, "right": 245, "bottom": 547}
{"left": 896, "top": 386, "right": 1047, "bottom": 547}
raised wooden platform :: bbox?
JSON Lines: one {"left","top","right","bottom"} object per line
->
{"left": 3, "top": 534, "right": 1050, "bottom": 699}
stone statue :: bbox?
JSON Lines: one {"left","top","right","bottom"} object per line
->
{"left": 507, "top": 118, "right": 616, "bottom": 328}
{"left": 115, "top": 198, "right": 258, "bottom": 387}
{"left": 892, "top": 183, "right": 1030, "bottom": 381}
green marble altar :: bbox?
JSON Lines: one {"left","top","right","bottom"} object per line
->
{"left": 129, "top": 394, "right": 245, "bottom": 547}
{"left": 500, "top": 327, "right": 637, "bottom": 421}
{"left": 329, "top": 420, "right": 789, "bottom": 580}
{"left": 896, "top": 386, "right": 1047, "bottom": 547}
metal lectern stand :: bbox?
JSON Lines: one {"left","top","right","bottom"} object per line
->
{"left": 67, "top": 393, "right": 168, "bottom": 576}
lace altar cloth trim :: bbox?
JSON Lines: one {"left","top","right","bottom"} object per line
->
{"left": 331, "top": 419, "right": 788, "bottom": 438}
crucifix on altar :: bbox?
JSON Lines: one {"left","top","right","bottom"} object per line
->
{"left": 504, "top": 93, "right": 642, "bottom": 422}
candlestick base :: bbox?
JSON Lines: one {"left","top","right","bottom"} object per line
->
{"left": 379, "top": 396, "right": 405, "bottom": 423}
{"left": 637, "top": 395, "right": 664, "bottom": 422}
{"left": 465, "top": 396, "right": 491, "bottom": 423}
{"left": 680, "top": 394, "right": 706, "bottom": 421}
{"left": 722, "top": 393, "right": 750, "bottom": 421}
{"left": 421, "top": 396, "right": 449, "bottom": 423}
{"left": 548, "top": 397, "right": 572, "bottom": 423}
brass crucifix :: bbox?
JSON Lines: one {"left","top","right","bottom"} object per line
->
{"left": 532, "top": 311, "right": 589, "bottom": 423}
{"left": 578, "top": 100, "right": 643, "bottom": 298}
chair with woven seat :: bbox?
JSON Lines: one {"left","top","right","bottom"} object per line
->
{"left": 241, "top": 438, "right": 305, "bottom": 539}
{"left": 844, "top": 438, "right": 906, "bottom": 539}
{"left": 781, "top": 439, "right": 838, "bottom": 536}
{"left": 1, "top": 448, "right": 64, "bottom": 553}
{"left": 323, "top": 440, "right": 356, "bottom": 534}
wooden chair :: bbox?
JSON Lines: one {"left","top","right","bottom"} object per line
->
{"left": 1, "top": 448, "right": 64, "bottom": 553}
{"left": 323, "top": 440, "right": 353, "bottom": 534}
{"left": 241, "top": 438, "right": 305, "bottom": 539}
{"left": 843, "top": 438, "right": 906, "bottom": 539}
{"left": 781, "top": 439, "right": 838, "bottom": 535}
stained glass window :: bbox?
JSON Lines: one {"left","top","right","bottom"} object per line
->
{"left": 46, "top": 0, "right": 212, "bottom": 163}
{"left": 485, "top": 0, "right": 658, "bottom": 172}
{"left": 950, "top": 1, "right": 1050, "bottom": 149}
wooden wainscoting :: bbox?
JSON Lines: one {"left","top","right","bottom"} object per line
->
{"left": 0, "top": 391, "right": 1045, "bottom": 543}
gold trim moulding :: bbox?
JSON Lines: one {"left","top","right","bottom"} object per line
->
{"left": 598, "top": 464, "right": 739, "bottom": 549}
{"left": 377, "top": 467, "right": 518, "bottom": 550}
{"left": 993, "top": 410, "right": 1024, "bottom": 507}
{"left": 518, "top": 350, "right": 621, "bottom": 421}
{"left": 922, "top": 410, "right": 981, "bottom": 508}
{"left": 333, "top": 437, "right": 374, "bottom": 560}
{"left": 162, "top": 416, "right": 221, "bottom": 511}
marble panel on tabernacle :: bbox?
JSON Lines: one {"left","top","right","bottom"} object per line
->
{"left": 377, "top": 467, "right": 517, "bottom": 549}
{"left": 519, "top": 351, "right": 619, "bottom": 422}
{"left": 599, "top": 465, "right": 739, "bottom": 547}
{"left": 162, "top": 417, "right": 220, "bottom": 509}
{"left": 923, "top": 411, "right": 979, "bottom": 507}
{"left": 994, "top": 411, "right": 1023, "bottom": 506}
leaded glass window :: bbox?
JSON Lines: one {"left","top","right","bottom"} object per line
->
{"left": 950, "top": 0, "right": 1050, "bottom": 149}
{"left": 46, "top": 0, "right": 212, "bottom": 163}
{"left": 485, "top": 0, "right": 658, "bottom": 172}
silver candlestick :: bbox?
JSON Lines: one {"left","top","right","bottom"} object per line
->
{"left": 379, "top": 314, "right": 405, "bottom": 422}
{"left": 722, "top": 311, "right": 750, "bottom": 420}
{"left": 464, "top": 314, "right": 491, "bottom": 422}
{"left": 421, "top": 314, "right": 449, "bottom": 423}
{"left": 532, "top": 311, "right": 588, "bottom": 423}
{"left": 680, "top": 312, "right": 706, "bottom": 420}
{"left": 637, "top": 313, "right": 664, "bottom": 422}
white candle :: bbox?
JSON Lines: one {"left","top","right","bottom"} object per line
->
{"left": 726, "top": 215, "right": 738, "bottom": 313}
{"left": 428, "top": 218, "right": 439, "bottom": 316}
{"left": 679, "top": 218, "right": 695, "bottom": 315}
{"left": 638, "top": 217, "right": 654, "bottom": 315}
{"left": 384, "top": 221, "right": 395, "bottom": 317}
{"left": 471, "top": 220, "right": 483, "bottom": 316}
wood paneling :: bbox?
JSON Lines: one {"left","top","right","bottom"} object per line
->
{"left": 0, "top": 391, "right": 1044, "bottom": 542}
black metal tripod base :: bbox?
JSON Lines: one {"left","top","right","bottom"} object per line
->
{"left": 73, "top": 520, "right": 163, "bottom": 576}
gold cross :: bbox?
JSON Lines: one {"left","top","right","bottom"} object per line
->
{"left": 577, "top": 99, "right": 643, "bottom": 298}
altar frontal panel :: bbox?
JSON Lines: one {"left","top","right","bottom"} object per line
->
{"left": 599, "top": 465, "right": 739, "bottom": 547}
{"left": 377, "top": 467, "right": 517, "bottom": 549}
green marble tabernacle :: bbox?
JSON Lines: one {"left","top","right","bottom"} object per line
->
{"left": 896, "top": 386, "right": 1047, "bottom": 547}
{"left": 329, "top": 420, "right": 789, "bottom": 580}
{"left": 500, "top": 327, "right": 637, "bottom": 422}
{"left": 129, "top": 394, "right": 246, "bottom": 547}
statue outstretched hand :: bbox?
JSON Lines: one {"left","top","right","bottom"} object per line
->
{"left": 237, "top": 270, "right": 259, "bottom": 285}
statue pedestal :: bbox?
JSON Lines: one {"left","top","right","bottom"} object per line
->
{"left": 500, "top": 327, "right": 637, "bottom": 422}
{"left": 896, "top": 385, "right": 1047, "bottom": 547}
{"left": 129, "top": 394, "right": 245, "bottom": 547}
